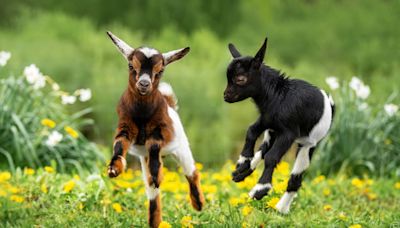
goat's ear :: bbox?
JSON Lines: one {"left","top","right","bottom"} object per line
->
{"left": 228, "top": 43, "right": 241, "bottom": 58}
{"left": 253, "top": 37, "right": 268, "bottom": 68}
{"left": 162, "top": 47, "right": 190, "bottom": 65}
{"left": 106, "top": 31, "right": 134, "bottom": 61}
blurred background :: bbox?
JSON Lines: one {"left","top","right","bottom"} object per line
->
{"left": 1, "top": 0, "right": 399, "bottom": 176}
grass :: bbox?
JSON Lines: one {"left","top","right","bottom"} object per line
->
{"left": 1, "top": 162, "right": 399, "bottom": 227}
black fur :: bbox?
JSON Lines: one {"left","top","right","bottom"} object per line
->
{"left": 149, "top": 144, "right": 161, "bottom": 187}
{"left": 111, "top": 141, "right": 123, "bottom": 162}
{"left": 226, "top": 37, "right": 329, "bottom": 200}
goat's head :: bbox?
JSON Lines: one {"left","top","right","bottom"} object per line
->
{"left": 107, "top": 31, "right": 190, "bottom": 96}
{"left": 224, "top": 37, "right": 268, "bottom": 103}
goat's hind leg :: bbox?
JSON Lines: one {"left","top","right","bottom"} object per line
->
{"left": 174, "top": 145, "right": 205, "bottom": 211}
{"left": 276, "top": 145, "right": 315, "bottom": 214}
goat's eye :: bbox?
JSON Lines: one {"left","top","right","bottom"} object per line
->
{"left": 235, "top": 76, "right": 247, "bottom": 85}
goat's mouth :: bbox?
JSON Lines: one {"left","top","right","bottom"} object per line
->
{"left": 224, "top": 94, "right": 239, "bottom": 103}
{"left": 137, "top": 87, "right": 151, "bottom": 96}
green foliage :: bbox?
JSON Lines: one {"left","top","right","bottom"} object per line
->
{"left": 314, "top": 78, "right": 400, "bottom": 177}
{"left": 0, "top": 64, "right": 104, "bottom": 173}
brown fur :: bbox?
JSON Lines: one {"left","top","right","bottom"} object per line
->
{"left": 186, "top": 170, "right": 205, "bottom": 211}
{"left": 149, "top": 196, "right": 162, "bottom": 228}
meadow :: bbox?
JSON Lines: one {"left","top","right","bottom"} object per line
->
{"left": 1, "top": 0, "right": 400, "bottom": 227}
{"left": 1, "top": 162, "right": 399, "bottom": 227}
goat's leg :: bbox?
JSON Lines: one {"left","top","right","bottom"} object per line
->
{"left": 276, "top": 145, "right": 316, "bottom": 214}
{"left": 249, "top": 133, "right": 295, "bottom": 200}
{"left": 108, "top": 121, "right": 136, "bottom": 178}
{"left": 144, "top": 139, "right": 164, "bottom": 228}
{"left": 249, "top": 130, "right": 276, "bottom": 171}
{"left": 174, "top": 145, "right": 205, "bottom": 211}
{"left": 139, "top": 156, "right": 162, "bottom": 228}
{"left": 232, "top": 118, "right": 266, "bottom": 182}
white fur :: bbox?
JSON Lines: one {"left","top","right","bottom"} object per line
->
{"left": 129, "top": 106, "right": 196, "bottom": 177}
{"left": 276, "top": 192, "right": 296, "bottom": 214}
{"left": 263, "top": 129, "right": 272, "bottom": 146}
{"left": 119, "top": 155, "right": 127, "bottom": 170}
{"left": 139, "top": 73, "right": 151, "bottom": 83}
{"left": 250, "top": 151, "right": 262, "bottom": 170}
{"left": 237, "top": 155, "right": 251, "bottom": 164}
{"left": 158, "top": 82, "right": 174, "bottom": 96}
{"left": 139, "top": 47, "right": 159, "bottom": 58}
{"left": 291, "top": 146, "right": 311, "bottom": 175}
{"left": 295, "top": 90, "right": 333, "bottom": 147}
{"left": 107, "top": 31, "right": 134, "bottom": 60}
{"left": 248, "top": 183, "right": 272, "bottom": 198}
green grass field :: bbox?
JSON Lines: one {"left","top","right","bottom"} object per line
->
{"left": 1, "top": 162, "right": 399, "bottom": 227}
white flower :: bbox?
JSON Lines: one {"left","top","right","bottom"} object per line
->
{"left": 61, "top": 95, "right": 77, "bottom": 105}
{"left": 45, "top": 131, "right": 63, "bottom": 147}
{"left": 355, "top": 84, "right": 370, "bottom": 100}
{"left": 23, "top": 64, "right": 46, "bottom": 90}
{"left": 358, "top": 102, "right": 369, "bottom": 111}
{"left": 349, "top": 76, "right": 363, "bottom": 91}
{"left": 325, "top": 76, "right": 339, "bottom": 90}
{"left": 77, "top": 88, "right": 92, "bottom": 102}
{"left": 52, "top": 83, "right": 60, "bottom": 91}
{"left": 0, "top": 51, "right": 11, "bottom": 66}
{"left": 384, "top": 104, "right": 398, "bottom": 117}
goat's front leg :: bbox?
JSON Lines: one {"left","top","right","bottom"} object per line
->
{"left": 232, "top": 117, "right": 266, "bottom": 182}
{"left": 108, "top": 120, "right": 136, "bottom": 178}
{"left": 249, "top": 132, "right": 295, "bottom": 200}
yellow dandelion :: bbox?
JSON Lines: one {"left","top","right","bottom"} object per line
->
{"left": 41, "top": 183, "right": 48, "bottom": 194}
{"left": 73, "top": 174, "right": 80, "bottom": 181}
{"left": 79, "top": 202, "right": 84, "bottom": 210}
{"left": 144, "top": 200, "right": 149, "bottom": 209}
{"left": 242, "top": 205, "right": 252, "bottom": 216}
{"left": 242, "top": 222, "right": 249, "bottom": 228}
{"left": 44, "top": 166, "right": 54, "bottom": 173}
{"left": 64, "top": 126, "right": 79, "bottom": 138}
{"left": 394, "top": 182, "right": 400, "bottom": 189}
{"left": 266, "top": 197, "right": 280, "bottom": 209}
{"left": 10, "top": 195, "right": 24, "bottom": 203}
{"left": 273, "top": 180, "right": 288, "bottom": 194}
{"left": 112, "top": 202, "right": 122, "bottom": 213}
{"left": 351, "top": 178, "right": 364, "bottom": 188}
{"left": 338, "top": 211, "right": 347, "bottom": 221}
{"left": 323, "top": 188, "right": 331, "bottom": 196}
{"left": 367, "top": 193, "right": 377, "bottom": 200}
{"left": 181, "top": 215, "right": 193, "bottom": 228}
{"left": 349, "top": 224, "right": 362, "bottom": 228}
{"left": 9, "top": 186, "right": 21, "bottom": 194}
{"left": 24, "top": 168, "right": 35, "bottom": 175}
{"left": 41, "top": 118, "right": 56, "bottom": 128}
{"left": 158, "top": 221, "right": 171, "bottom": 228}
{"left": 312, "top": 175, "right": 325, "bottom": 184}
{"left": 101, "top": 198, "right": 111, "bottom": 205}
{"left": 323, "top": 204, "right": 332, "bottom": 211}
{"left": 63, "top": 180, "right": 75, "bottom": 193}
{"left": 195, "top": 162, "right": 203, "bottom": 171}
{"left": 0, "top": 171, "right": 11, "bottom": 182}
{"left": 229, "top": 197, "right": 245, "bottom": 207}
{"left": 0, "top": 189, "right": 7, "bottom": 197}
{"left": 202, "top": 184, "right": 217, "bottom": 194}
{"left": 275, "top": 161, "right": 290, "bottom": 175}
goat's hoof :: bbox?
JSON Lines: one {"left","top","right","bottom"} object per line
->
{"left": 107, "top": 166, "right": 119, "bottom": 178}
{"left": 232, "top": 168, "right": 254, "bottom": 182}
{"left": 107, "top": 156, "right": 126, "bottom": 178}
{"left": 249, "top": 183, "right": 272, "bottom": 200}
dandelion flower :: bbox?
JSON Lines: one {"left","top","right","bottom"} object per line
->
{"left": 10, "top": 195, "right": 24, "bottom": 203}
{"left": 338, "top": 211, "right": 347, "bottom": 221}
{"left": 77, "top": 88, "right": 92, "bottom": 102}
{"left": 367, "top": 193, "right": 377, "bottom": 200}
{"left": 384, "top": 104, "right": 398, "bottom": 117}
{"left": 195, "top": 162, "right": 203, "bottom": 171}
{"left": 349, "top": 224, "right": 362, "bottom": 228}
{"left": 312, "top": 175, "right": 325, "bottom": 184}
{"left": 395, "top": 182, "right": 400, "bottom": 189}
{"left": 112, "top": 202, "right": 123, "bottom": 213}
{"left": 181, "top": 215, "right": 193, "bottom": 228}
{"left": 323, "top": 204, "right": 332, "bottom": 211}
{"left": 79, "top": 202, "right": 84, "bottom": 210}
{"left": 0, "top": 171, "right": 11, "bottom": 182}
{"left": 351, "top": 178, "right": 363, "bottom": 188}
{"left": 0, "top": 51, "right": 11, "bottom": 66}
{"left": 242, "top": 205, "right": 252, "bottom": 216}
{"left": 64, "top": 126, "right": 79, "bottom": 138}
{"left": 44, "top": 166, "right": 54, "bottom": 173}
{"left": 63, "top": 180, "right": 75, "bottom": 193}
{"left": 41, "top": 118, "right": 56, "bottom": 128}
{"left": 41, "top": 183, "right": 48, "bottom": 194}
{"left": 323, "top": 188, "right": 331, "bottom": 196}
{"left": 325, "top": 76, "right": 339, "bottom": 90}
{"left": 158, "top": 221, "right": 171, "bottom": 228}
{"left": 0, "top": 189, "right": 6, "bottom": 197}
{"left": 45, "top": 131, "right": 63, "bottom": 147}
{"left": 266, "top": 197, "right": 280, "bottom": 209}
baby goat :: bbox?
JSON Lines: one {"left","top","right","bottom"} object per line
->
{"left": 225, "top": 37, "right": 334, "bottom": 214}
{"left": 106, "top": 31, "right": 204, "bottom": 227}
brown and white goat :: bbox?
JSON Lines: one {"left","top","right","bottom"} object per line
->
{"left": 106, "top": 31, "right": 205, "bottom": 227}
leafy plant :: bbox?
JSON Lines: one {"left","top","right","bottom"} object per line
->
{"left": 0, "top": 57, "right": 104, "bottom": 173}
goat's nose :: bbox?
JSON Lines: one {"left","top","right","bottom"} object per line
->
{"left": 139, "top": 80, "right": 150, "bottom": 88}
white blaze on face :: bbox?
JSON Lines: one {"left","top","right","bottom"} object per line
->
{"left": 138, "top": 47, "right": 159, "bottom": 58}
{"left": 139, "top": 73, "right": 151, "bottom": 84}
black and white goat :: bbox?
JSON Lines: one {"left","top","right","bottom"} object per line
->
{"left": 225, "top": 37, "right": 334, "bottom": 213}
{"left": 106, "top": 31, "right": 204, "bottom": 227}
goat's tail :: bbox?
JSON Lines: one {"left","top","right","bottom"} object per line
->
{"left": 158, "top": 82, "right": 178, "bottom": 110}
